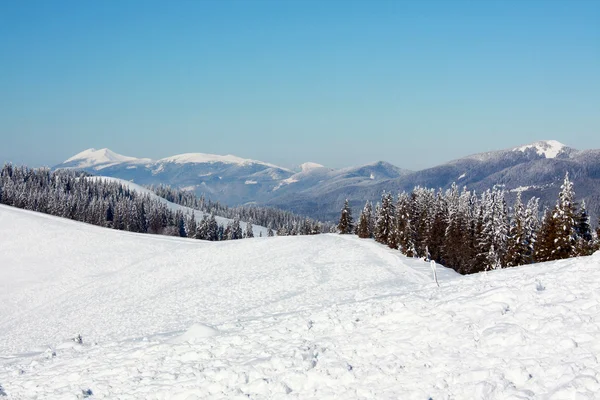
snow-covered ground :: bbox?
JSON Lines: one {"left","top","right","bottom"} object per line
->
{"left": 88, "top": 176, "right": 270, "bottom": 237}
{"left": 1, "top": 205, "right": 600, "bottom": 399}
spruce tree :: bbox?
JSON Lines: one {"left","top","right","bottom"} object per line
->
{"left": 574, "top": 200, "right": 593, "bottom": 256}
{"left": 475, "top": 188, "right": 508, "bottom": 271}
{"left": 229, "top": 217, "right": 243, "bottom": 239}
{"left": 337, "top": 199, "right": 354, "bottom": 234}
{"left": 553, "top": 172, "right": 577, "bottom": 259}
{"left": 505, "top": 192, "right": 528, "bottom": 267}
{"left": 245, "top": 219, "right": 254, "bottom": 238}
{"left": 395, "top": 193, "right": 411, "bottom": 253}
{"left": 444, "top": 184, "right": 474, "bottom": 273}
{"left": 427, "top": 190, "right": 448, "bottom": 264}
{"left": 186, "top": 212, "right": 197, "bottom": 238}
{"left": 524, "top": 197, "right": 540, "bottom": 263}
{"left": 374, "top": 193, "right": 395, "bottom": 245}
{"left": 535, "top": 208, "right": 559, "bottom": 262}
{"left": 208, "top": 214, "right": 219, "bottom": 241}
{"left": 196, "top": 215, "right": 209, "bottom": 240}
{"left": 176, "top": 210, "right": 187, "bottom": 237}
{"left": 356, "top": 201, "right": 373, "bottom": 238}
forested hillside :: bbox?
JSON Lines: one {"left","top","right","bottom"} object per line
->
{"left": 340, "top": 173, "right": 599, "bottom": 274}
{"left": 0, "top": 164, "right": 327, "bottom": 241}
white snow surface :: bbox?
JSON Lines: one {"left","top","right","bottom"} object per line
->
{"left": 514, "top": 140, "right": 566, "bottom": 159}
{"left": 63, "top": 148, "right": 150, "bottom": 170}
{"left": 511, "top": 185, "right": 534, "bottom": 193}
{"left": 88, "top": 176, "right": 269, "bottom": 237}
{"left": 2, "top": 205, "right": 600, "bottom": 399}
{"left": 158, "top": 153, "right": 290, "bottom": 172}
{"left": 61, "top": 148, "right": 293, "bottom": 173}
{"left": 299, "top": 162, "right": 325, "bottom": 172}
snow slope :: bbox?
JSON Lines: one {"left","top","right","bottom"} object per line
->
{"left": 1, "top": 205, "right": 600, "bottom": 399}
{"left": 88, "top": 176, "right": 269, "bottom": 237}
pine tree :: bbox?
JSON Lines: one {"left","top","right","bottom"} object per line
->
{"left": 523, "top": 197, "right": 540, "bottom": 263}
{"left": 574, "top": 200, "right": 593, "bottom": 256}
{"left": 535, "top": 208, "right": 559, "bottom": 262}
{"left": 426, "top": 190, "right": 448, "bottom": 264}
{"left": 186, "top": 212, "right": 197, "bottom": 238}
{"left": 475, "top": 188, "right": 508, "bottom": 271}
{"left": 374, "top": 192, "right": 395, "bottom": 245}
{"left": 553, "top": 172, "right": 577, "bottom": 259}
{"left": 176, "top": 210, "right": 187, "bottom": 237}
{"left": 444, "top": 184, "right": 475, "bottom": 273}
{"left": 229, "top": 216, "right": 243, "bottom": 240}
{"left": 356, "top": 201, "right": 373, "bottom": 238}
{"left": 409, "top": 188, "right": 435, "bottom": 257}
{"left": 208, "top": 214, "right": 219, "bottom": 241}
{"left": 395, "top": 193, "right": 411, "bottom": 253}
{"left": 505, "top": 192, "right": 528, "bottom": 267}
{"left": 196, "top": 215, "right": 209, "bottom": 240}
{"left": 244, "top": 219, "right": 254, "bottom": 238}
{"left": 337, "top": 199, "right": 354, "bottom": 234}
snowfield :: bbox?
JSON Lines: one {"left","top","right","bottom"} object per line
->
{"left": 1, "top": 205, "right": 600, "bottom": 399}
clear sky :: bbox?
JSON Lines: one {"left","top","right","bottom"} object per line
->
{"left": 1, "top": 0, "right": 598, "bottom": 170}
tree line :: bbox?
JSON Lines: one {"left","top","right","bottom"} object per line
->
{"left": 338, "top": 173, "right": 599, "bottom": 274}
{"left": 150, "top": 184, "right": 332, "bottom": 236}
{"left": 0, "top": 164, "right": 327, "bottom": 240}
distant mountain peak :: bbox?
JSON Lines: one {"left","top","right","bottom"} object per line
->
{"left": 299, "top": 162, "right": 325, "bottom": 172}
{"left": 513, "top": 140, "right": 568, "bottom": 159}
{"left": 158, "top": 153, "right": 291, "bottom": 172}
{"left": 63, "top": 148, "right": 144, "bottom": 169}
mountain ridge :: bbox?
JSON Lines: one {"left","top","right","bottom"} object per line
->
{"left": 54, "top": 140, "right": 600, "bottom": 223}
{"left": 59, "top": 139, "right": 576, "bottom": 173}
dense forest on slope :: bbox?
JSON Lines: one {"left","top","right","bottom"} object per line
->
{"left": 0, "top": 165, "right": 327, "bottom": 241}
{"left": 339, "top": 173, "right": 599, "bottom": 274}
{"left": 149, "top": 185, "right": 333, "bottom": 235}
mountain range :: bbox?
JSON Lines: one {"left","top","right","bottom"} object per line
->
{"left": 54, "top": 140, "right": 600, "bottom": 223}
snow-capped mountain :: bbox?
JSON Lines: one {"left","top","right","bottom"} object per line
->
{"left": 263, "top": 140, "right": 599, "bottom": 222}
{"left": 512, "top": 139, "right": 570, "bottom": 159}
{"left": 287, "top": 140, "right": 600, "bottom": 221}
{"left": 55, "top": 148, "right": 296, "bottom": 205}
{"left": 55, "top": 140, "right": 600, "bottom": 223}
{"left": 54, "top": 149, "right": 410, "bottom": 207}
{"left": 60, "top": 148, "right": 152, "bottom": 170}
{"left": 157, "top": 152, "right": 289, "bottom": 171}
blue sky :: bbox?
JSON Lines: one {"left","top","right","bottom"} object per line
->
{"left": 1, "top": 0, "right": 598, "bottom": 170}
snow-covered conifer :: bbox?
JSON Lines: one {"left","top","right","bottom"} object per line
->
{"left": 374, "top": 193, "right": 395, "bottom": 245}
{"left": 244, "top": 219, "right": 254, "bottom": 238}
{"left": 356, "top": 201, "right": 373, "bottom": 238}
{"left": 337, "top": 199, "right": 354, "bottom": 234}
